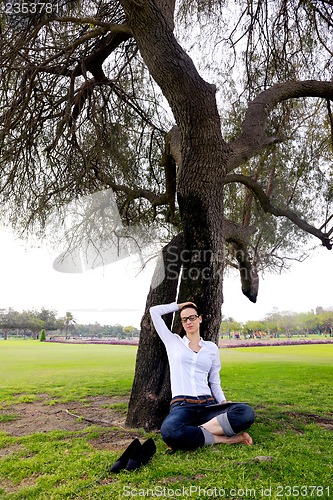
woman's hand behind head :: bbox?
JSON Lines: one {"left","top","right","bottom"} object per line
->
{"left": 178, "top": 301, "right": 197, "bottom": 310}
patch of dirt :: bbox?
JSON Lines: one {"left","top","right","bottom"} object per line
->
{"left": 0, "top": 396, "right": 150, "bottom": 497}
{"left": 0, "top": 395, "right": 143, "bottom": 447}
{"left": 285, "top": 411, "right": 333, "bottom": 430}
{"left": 90, "top": 431, "right": 146, "bottom": 451}
{"left": 0, "top": 476, "right": 38, "bottom": 495}
{"left": 256, "top": 408, "right": 333, "bottom": 435}
{"left": 0, "top": 444, "right": 22, "bottom": 457}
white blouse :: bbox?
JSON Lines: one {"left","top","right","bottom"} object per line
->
{"left": 150, "top": 302, "right": 225, "bottom": 403}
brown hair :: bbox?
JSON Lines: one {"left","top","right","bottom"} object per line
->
{"left": 178, "top": 304, "right": 201, "bottom": 337}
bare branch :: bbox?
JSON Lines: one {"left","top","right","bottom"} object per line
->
{"left": 48, "top": 17, "right": 133, "bottom": 35}
{"left": 87, "top": 172, "right": 169, "bottom": 208}
{"left": 228, "top": 80, "right": 333, "bottom": 170}
{"left": 224, "top": 173, "right": 332, "bottom": 250}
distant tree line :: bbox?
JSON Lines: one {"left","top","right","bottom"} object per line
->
{"left": 2, "top": 305, "right": 332, "bottom": 342}
{"left": 0, "top": 307, "right": 139, "bottom": 340}
{"left": 0, "top": 307, "right": 62, "bottom": 340}
{"left": 220, "top": 307, "right": 333, "bottom": 339}
{"left": 71, "top": 323, "right": 139, "bottom": 340}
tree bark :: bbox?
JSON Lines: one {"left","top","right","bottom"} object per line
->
{"left": 176, "top": 188, "right": 225, "bottom": 343}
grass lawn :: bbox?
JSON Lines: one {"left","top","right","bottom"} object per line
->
{"left": 0, "top": 341, "right": 332, "bottom": 499}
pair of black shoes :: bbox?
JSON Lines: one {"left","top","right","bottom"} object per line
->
{"left": 110, "top": 437, "right": 156, "bottom": 472}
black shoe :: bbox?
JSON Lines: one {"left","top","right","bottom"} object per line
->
{"left": 110, "top": 438, "right": 141, "bottom": 473}
{"left": 126, "top": 438, "right": 156, "bottom": 471}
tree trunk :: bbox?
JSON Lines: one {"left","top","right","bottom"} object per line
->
{"left": 176, "top": 184, "right": 225, "bottom": 343}
{"left": 126, "top": 179, "right": 225, "bottom": 430}
{"left": 121, "top": 0, "right": 228, "bottom": 428}
{"left": 126, "top": 233, "right": 184, "bottom": 430}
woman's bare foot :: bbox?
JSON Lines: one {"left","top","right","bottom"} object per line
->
{"left": 241, "top": 432, "right": 253, "bottom": 445}
{"left": 214, "top": 432, "right": 253, "bottom": 445}
{"left": 200, "top": 417, "right": 253, "bottom": 445}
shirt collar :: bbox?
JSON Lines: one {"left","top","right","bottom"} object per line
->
{"left": 182, "top": 336, "right": 204, "bottom": 346}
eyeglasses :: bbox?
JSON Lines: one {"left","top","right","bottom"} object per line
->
{"left": 180, "top": 315, "right": 199, "bottom": 323}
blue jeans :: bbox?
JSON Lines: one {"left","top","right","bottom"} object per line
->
{"left": 160, "top": 398, "right": 255, "bottom": 450}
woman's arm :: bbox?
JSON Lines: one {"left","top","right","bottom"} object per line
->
{"left": 208, "top": 346, "right": 226, "bottom": 403}
{"left": 149, "top": 302, "right": 179, "bottom": 344}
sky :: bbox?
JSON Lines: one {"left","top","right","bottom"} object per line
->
{"left": 1, "top": 226, "right": 332, "bottom": 328}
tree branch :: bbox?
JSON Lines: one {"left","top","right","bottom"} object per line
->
{"left": 48, "top": 18, "right": 133, "bottom": 35}
{"left": 89, "top": 172, "right": 170, "bottom": 209}
{"left": 71, "top": 31, "right": 133, "bottom": 80}
{"left": 119, "top": 0, "right": 228, "bottom": 157}
{"left": 228, "top": 80, "right": 333, "bottom": 170}
{"left": 224, "top": 173, "right": 332, "bottom": 250}
{"left": 223, "top": 219, "right": 259, "bottom": 302}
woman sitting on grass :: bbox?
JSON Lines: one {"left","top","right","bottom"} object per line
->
{"left": 150, "top": 301, "right": 255, "bottom": 451}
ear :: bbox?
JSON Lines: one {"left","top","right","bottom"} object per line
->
{"left": 199, "top": 315, "right": 202, "bottom": 323}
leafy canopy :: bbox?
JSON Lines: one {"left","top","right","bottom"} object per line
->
{"left": 0, "top": 0, "right": 332, "bottom": 273}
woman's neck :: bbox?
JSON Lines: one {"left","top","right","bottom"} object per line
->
{"left": 186, "top": 331, "right": 200, "bottom": 342}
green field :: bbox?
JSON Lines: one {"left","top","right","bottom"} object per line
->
{"left": 0, "top": 341, "right": 332, "bottom": 499}
{"left": 0, "top": 341, "right": 136, "bottom": 404}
